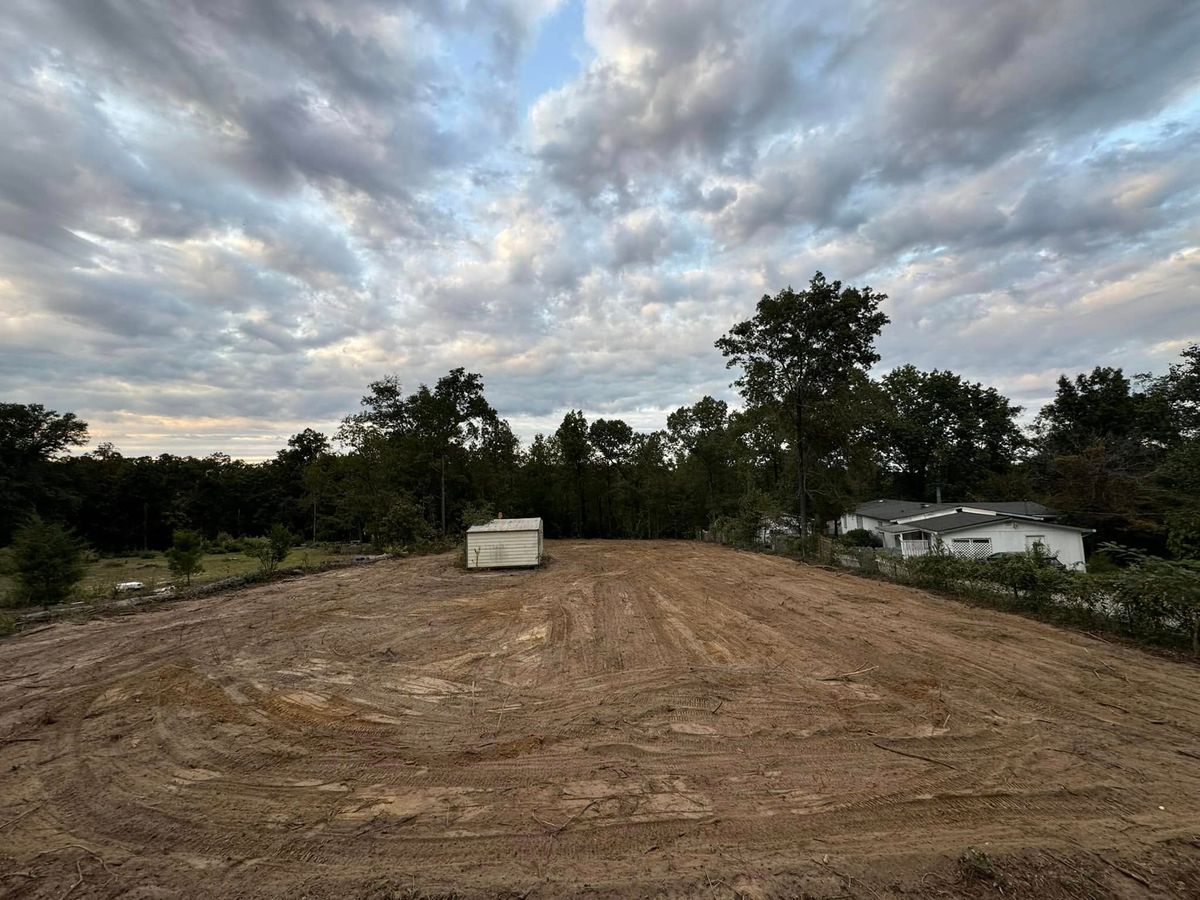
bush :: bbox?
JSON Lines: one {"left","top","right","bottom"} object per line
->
{"left": 904, "top": 544, "right": 972, "bottom": 591}
{"left": 1086, "top": 551, "right": 1119, "bottom": 574}
{"left": 1103, "top": 544, "right": 1200, "bottom": 653}
{"left": 841, "top": 528, "right": 881, "bottom": 548}
{"left": 206, "top": 531, "right": 245, "bottom": 554}
{"left": 247, "top": 524, "right": 293, "bottom": 573}
{"left": 8, "top": 518, "right": 87, "bottom": 607}
{"left": 460, "top": 501, "right": 495, "bottom": 530}
{"left": 166, "top": 529, "right": 205, "bottom": 585}
{"left": 983, "top": 548, "right": 1070, "bottom": 607}
{"left": 370, "top": 497, "right": 433, "bottom": 551}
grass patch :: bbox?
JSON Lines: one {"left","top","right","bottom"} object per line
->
{"left": 0, "top": 547, "right": 341, "bottom": 604}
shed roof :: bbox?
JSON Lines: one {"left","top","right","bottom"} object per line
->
{"left": 467, "top": 517, "right": 543, "bottom": 533}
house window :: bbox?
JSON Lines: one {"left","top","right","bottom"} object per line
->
{"left": 1025, "top": 535, "right": 1046, "bottom": 552}
{"left": 950, "top": 537, "right": 993, "bottom": 559}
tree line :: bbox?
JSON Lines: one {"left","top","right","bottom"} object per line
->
{"left": 2, "top": 272, "right": 1197, "bottom": 559}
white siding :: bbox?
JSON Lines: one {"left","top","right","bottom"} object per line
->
{"left": 838, "top": 513, "right": 888, "bottom": 536}
{"left": 939, "top": 520, "right": 1088, "bottom": 570}
{"left": 466, "top": 527, "right": 542, "bottom": 569}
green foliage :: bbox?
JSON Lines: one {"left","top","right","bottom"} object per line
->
{"left": 735, "top": 488, "right": 780, "bottom": 547}
{"left": 460, "top": 501, "right": 495, "bottom": 530}
{"left": 717, "top": 272, "right": 889, "bottom": 540}
{"left": 904, "top": 543, "right": 972, "bottom": 591}
{"left": 370, "top": 498, "right": 432, "bottom": 551}
{"left": 8, "top": 518, "right": 86, "bottom": 607}
{"left": 957, "top": 847, "right": 1002, "bottom": 885}
{"left": 1085, "top": 551, "right": 1119, "bottom": 574}
{"left": 247, "top": 524, "right": 293, "bottom": 573}
{"left": 983, "top": 547, "right": 1070, "bottom": 606}
{"left": 1165, "top": 508, "right": 1200, "bottom": 560}
{"left": 206, "top": 531, "right": 245, "bottom": 554}
{"left": 0, "top": 611, "right": 16, "bottom": 637}
{"left": 0, "top": 403, "right": 89, "bottom": 544}
{"left": 840, "top": 528, "right": 881, "bottom": 548}
{"left": 877, "top": 365, "right": 1026, "bottom": 501}
{"left": 166, "top": 529, "right": 205, "bottom": 585}
{"left": 3, "top": 342, "right": 1198, "bottom": 574}
{"left": 1103, "top": 543, "right": 1200, "bottom": 653}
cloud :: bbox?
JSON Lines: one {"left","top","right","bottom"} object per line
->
{"left": 0, "top": 0, "right": 1199, "bottom": 459}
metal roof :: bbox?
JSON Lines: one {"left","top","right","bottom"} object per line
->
{"left": 956, "top": 501, "right": 1055, "bottom": 517}
{"left": 854, "top": 498, "right": 1055, "bottom": 522}
{"left": 467, "top": 517, "right": 543, "bottom": 533}
{"left": 882, "top": 512, "right": 1093, "bottom": 535}
{"left": 880, "top": 512, "right": 1000, "bottom": 533}
{"left": 852, "top": 499, "right": 943, "bottom": 521}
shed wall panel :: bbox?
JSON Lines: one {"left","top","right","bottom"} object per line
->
{"left": 466, "top": 529, "right": 541, "bottom": 569}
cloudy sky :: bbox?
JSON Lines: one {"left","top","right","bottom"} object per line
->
{"left": 2, "top": 0, "right": 1199, "bottom": 459}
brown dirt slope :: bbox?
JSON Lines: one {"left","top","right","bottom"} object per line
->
{"left": 1, "top": 540, "right": 1198, "bottom": 898}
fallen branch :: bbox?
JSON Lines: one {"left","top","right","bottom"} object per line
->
{"left": 61, "top": 859, "right": 84, "bottom": 900}
{"left": 538, "top": 796, "right": 618, "bottom": 835}
{"left": 28, "top": 845, "right": 112, "bottom": 876}
{"left": 0, "top": 802, "right": 43, "bottom": 831}
{"left": 872, "top": 741, "right": 957, "bottom": 770}
{"left": 820, "top": 665, "right": 877, "bottom": 682}
{"left": 1104, "top": 859, "right": 1150, "bottom": 887}
{"left": 1176, "top": 748, "right": 1200, "bottom": 762}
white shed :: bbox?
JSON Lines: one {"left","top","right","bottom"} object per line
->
{"left": 466, "top": 517, "right": 543, "bottom": 569}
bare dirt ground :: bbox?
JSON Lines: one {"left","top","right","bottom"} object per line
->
{"left": 2, "top": 540, "right": 1199, "bottom": 898}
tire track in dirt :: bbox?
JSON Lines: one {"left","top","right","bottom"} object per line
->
{"left": 2, "top": 540, "right": 1199, "bottom": 897}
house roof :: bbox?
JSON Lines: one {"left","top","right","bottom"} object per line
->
{"left": 851, "top": 499, "right": 943, "bottom": 521}
{"left": 880, "top": 512, "right": 1000, "bottom": 533}
{"left": 882, "top": 512, "right": 1093, "bottom": 535}
{"left": 958, "top": 501, "right": 1055, "bottom": 517}
{"left": 852, "top": 498, "right": 1055, "bottom": 522}
{"left": 467, "top": 517, "right": 543, "bottom": 533}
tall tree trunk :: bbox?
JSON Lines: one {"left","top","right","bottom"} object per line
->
{"left": 796, "top": 391, "right": 808, "bottom": 554}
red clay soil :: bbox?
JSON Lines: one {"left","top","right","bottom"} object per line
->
{"left": 1, "top": 540, "right": 1198, "bottom": 898}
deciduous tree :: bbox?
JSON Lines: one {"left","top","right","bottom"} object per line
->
{"left": 716, "top": 273, "right": 888, "bottom": 544}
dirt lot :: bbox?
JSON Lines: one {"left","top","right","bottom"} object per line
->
{"left": 2, "top": 540, "right": 1199, "bottom": 898}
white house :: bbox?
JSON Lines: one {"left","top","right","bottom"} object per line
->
{"left": 834, "top": 499, "right": 1092, "bottom": 570}
{"left": 466, "top": 517, "right": 543, "bottom": 569}
{"left": 836, "top": 498, "right": 1054, "bottom": 538}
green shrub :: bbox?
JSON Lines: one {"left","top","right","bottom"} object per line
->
{"left": 982, "top": 549, "right": 1070, "bottom": 607}
{"left": 370, "top": 497, "right": 433, "bottom": 552}
{"left": 1086, "top": 551, "right": 1119, "bottom": 574}
{"left": 0, "top": 612, "right": 16, "bottom": 637}
{"left": 8, "top": 518, "right": 87, "bottom": 607}
{"left": 460, "top": 501, "right": 495, "bottom": 530}
{"left": 841, "top": 528, "right": 881, "bottom": 548}
{"left": 905, "top": 544, "right": 971, "bottom": 591}
{"left": 207, "top": 531, "right": 244, "bottom": 554}
{"left": 166, "top": 529, "right": 205, "bottom": 585}
{"left": 1103, "top": 544, "right": 1200, "bottom": 652}
{"left": 247, "top": 524, "right": 293, "bottom": 573}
